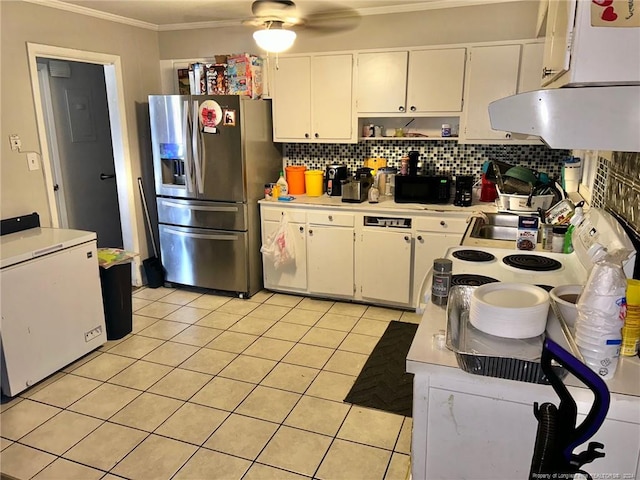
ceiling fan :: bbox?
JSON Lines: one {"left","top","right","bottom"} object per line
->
{"left": 243, "top": 0, "right": 361, "bottom": 53}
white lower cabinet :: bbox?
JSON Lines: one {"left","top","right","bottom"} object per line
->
{"left": 261, "top": 208, "right": 307, "bottom": 292}
{"left": 412, "top": 215, "right": 468, "bottom": 306}
{"left": 358, "top": 229, "right": 412, "bottom": 305}
{"left": 411, "top": 369, "right": 640, "bottom": 480}
{"left": 307, "top": 225, "right": 354, "bottom": 298}
{"left": 260, "top": 203, "right": 468, "bottom": 308}
{"left": 413, "top": 232, "right": 461, "bottom": 304}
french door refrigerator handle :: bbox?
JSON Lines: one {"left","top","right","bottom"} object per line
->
{"left": 164, "top": 227, "right": 238, "bottom": 241}
{"left": 182, "top": 100, "right": 194, "bottom": 193}
{"left": 192, "top": 100, "right": 204, "bottom": 194}
{"left": 159, "top": 200, "right": 238, "bottom": 212}
{"left": 197, "top": 102, "right": 206, "bottom": 193}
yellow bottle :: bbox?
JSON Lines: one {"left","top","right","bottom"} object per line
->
{"left": 622, "top": 279, "right": 640, "bottom": 356}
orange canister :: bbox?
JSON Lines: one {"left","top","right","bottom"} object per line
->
{"left": 285, "top": 166, "right": 306, "bottom": 195}
{"left": 305, "top": 170, "right": 324, "bottom": 197}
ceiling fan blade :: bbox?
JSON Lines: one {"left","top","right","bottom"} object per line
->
{"left": 251, "top": 0, "right": 297, "bottom": 18}
{"left": 297, "top": 11, "right": 362, "bottom": 35}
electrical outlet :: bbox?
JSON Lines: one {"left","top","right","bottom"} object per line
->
{"left": 9, "top": 134, "right": 21, "bottom": 151}
{"left": 85, "top": 325, "right": 103, "bottom": 342}
{"left": 27, "top": 152, "right": 39, "bottom": 171}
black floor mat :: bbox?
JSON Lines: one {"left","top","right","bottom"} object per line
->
{"left": 344, "top": 320, "right": 418, "bottom": 417}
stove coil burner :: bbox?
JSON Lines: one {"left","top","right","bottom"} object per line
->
{"left": 502, "top": 254, "right": 562, "bottom": 272}
{"left": 452, "top": 274, "right": 499, "bottom": 287}
{"left": 452, "top": 250, "right": 496, "bottom": 263}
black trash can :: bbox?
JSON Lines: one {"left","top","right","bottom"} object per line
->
{"left": 99, "top": 263, "right": 133, "bottom": 340}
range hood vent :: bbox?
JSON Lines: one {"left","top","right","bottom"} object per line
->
{"left": 488, "top": 86, "right": 640, "bottom": 152}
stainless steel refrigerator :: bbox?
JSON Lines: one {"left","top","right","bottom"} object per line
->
{"left": 149, "top": 95, "right": 281, "bottom": 297}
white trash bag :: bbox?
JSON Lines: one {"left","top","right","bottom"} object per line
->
{"left": 260, "top": 213, "right": 295, "bottom": 269}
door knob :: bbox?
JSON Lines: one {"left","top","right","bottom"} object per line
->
{"left": 100, "top": 173, "right": 116, "bottom": 180}
{"left": 410, "top": 106, "right": 416, "bottom": 112}
{"left": 398, "top": 106, "right": 405, "bottom": 112}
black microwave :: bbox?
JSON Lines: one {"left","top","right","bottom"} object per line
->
{"left": 394, "top": 175, "right": 451, "bottom": 204}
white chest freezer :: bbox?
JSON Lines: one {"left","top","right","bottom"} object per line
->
{"left": 0, "top": 228, "right": 107, "bottom": 396}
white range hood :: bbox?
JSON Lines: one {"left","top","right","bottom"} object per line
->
{"left": 488, "top": 86, "right": 640, "bottom": 152}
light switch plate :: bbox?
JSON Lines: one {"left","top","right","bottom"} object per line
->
{"left": 27, "top": 152, "right": 40, "bottom": 171}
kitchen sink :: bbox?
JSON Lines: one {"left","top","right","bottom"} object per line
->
{"left": 469, "top": 213, "right": 520, "bottom": 241}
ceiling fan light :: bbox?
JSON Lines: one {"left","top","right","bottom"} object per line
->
{"left": 253, "top": 27, "right": 296, "bottom": 53}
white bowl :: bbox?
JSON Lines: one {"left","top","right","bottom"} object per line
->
{"left": 550, "top": 284, "right": 583, "bottom": 327}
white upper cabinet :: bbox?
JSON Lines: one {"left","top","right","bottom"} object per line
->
{"left": 541, "top": 0, "right": 576, "bottom": 86}
{"left": 311, "top": 55, "right": 355, "bottom": 141}
{"left": 460, "top": 44, "right": 520, "bottom": 141}
{"left": 271, "top": 53, "right": 356, "bottom": 143}
{"left": 460, "top": 43, "right": 544, "bottom": 143}
{"left": 518, "top": 42, "right": 545, "bottom": 93}
{"left": 357, "top": 51, "right": 409, "bottom": 114}
{"left": 272, "top": 56, "right": 312, "bottom": 140}
{"left": 357, "top": 48, "right": 466, "bottom": 115}
{"left": 406, "top": 48, "right": 466, "bottom": 113}
{"left": 542, "top": 0, "right": 640, "bottom": 87}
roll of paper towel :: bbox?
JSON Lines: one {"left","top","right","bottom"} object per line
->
{"left": 563, "top": 159, "right": 582, "bottom": 193}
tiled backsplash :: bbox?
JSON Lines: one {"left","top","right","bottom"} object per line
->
{"left": 283, "top": 141, "right": 570, "bottom": 180}
{"left": 603, "top": 152, "right": 640, "bottom": 233}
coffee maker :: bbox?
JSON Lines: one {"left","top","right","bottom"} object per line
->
{"left": 325, "top": 165, "right": 348, "bottom": 196}
{"left": 454, "top": 175, "right": 475, "bottom": 207}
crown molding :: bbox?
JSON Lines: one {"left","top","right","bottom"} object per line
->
{"left": 21, "top": 0, "right": 528, "bottom": 32}
{"left": 21, "top": 0, "right": 159, "bottom": 30}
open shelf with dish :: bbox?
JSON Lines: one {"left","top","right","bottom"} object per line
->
{"left": 358, "top": 116, "right": 460, "bottom": 142}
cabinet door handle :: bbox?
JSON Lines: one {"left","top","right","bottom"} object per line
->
{"left": 299, "top": 226, "right": 304, "bottom": 233}
{"left": 542, "top": 67, "right": 556, "bottom": 77}
{"left": 398, "top": 106, "right": 405, "bottom": 112}
{"left": 505, "top": 133, "right": 512, "bottom": 139}
{"left": 410, "top": 106, "right": 416, "bottom": 112}
{"left": 328, "top": 215, "right": 333, "bottom": 221}
{"left": 314, "top": 133, "right": 319, "bottom": 138}
{"left": 440, "top": 221, "right": 446, "bottom": 226}
{"left": 309, "top": 229, "right": 313, "bottom": 236}
{"left": 404, "top": 235, "right": 410, "bottom": 242}
{"left": 417, "top": 235, "right": 423, "bottom": 241}
{"left": 305, "top": 133, "right": 309, "bottom": 138}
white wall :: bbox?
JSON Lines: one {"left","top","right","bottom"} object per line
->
{"left": 0, "top": 0, "right": 161, "bottom": 249}
{"left": 158, "top": 1, "right": 540, "bottom": 58}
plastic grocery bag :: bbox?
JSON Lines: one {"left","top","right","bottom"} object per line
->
{"left": 260, "top": 213, "right": 295, "bottom": 269}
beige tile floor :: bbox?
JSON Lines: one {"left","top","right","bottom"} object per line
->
{"left": 0, "top": 287, "right": 421, "bottom": 480}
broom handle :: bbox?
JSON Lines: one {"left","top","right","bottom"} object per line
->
{"left": 137, "top": 177, "right": 159, "bottom": 258}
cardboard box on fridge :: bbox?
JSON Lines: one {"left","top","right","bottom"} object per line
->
{"left": 206, "top": 64, "right": 228, "bottom": 95}
{"left": 177, "top": 68, "right": 190, "bottom": 95}
{"left": 227, "top": 54, "right": 263, "bottom": 99}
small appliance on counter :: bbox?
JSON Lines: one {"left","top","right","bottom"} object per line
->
{"left": 454, "top": 175, "right": 475, "bottom": 207}
{"left": 342, "top": 168, "right": 374, "bottom": 203}
{"left": 325, "top": 164, "right": 348, "bottom": 197}
{"left": 377, "top": 167, "right": 397, "bottom": 197}
{"left": 394, "top": 175, "right": 450, "bottom": 204}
